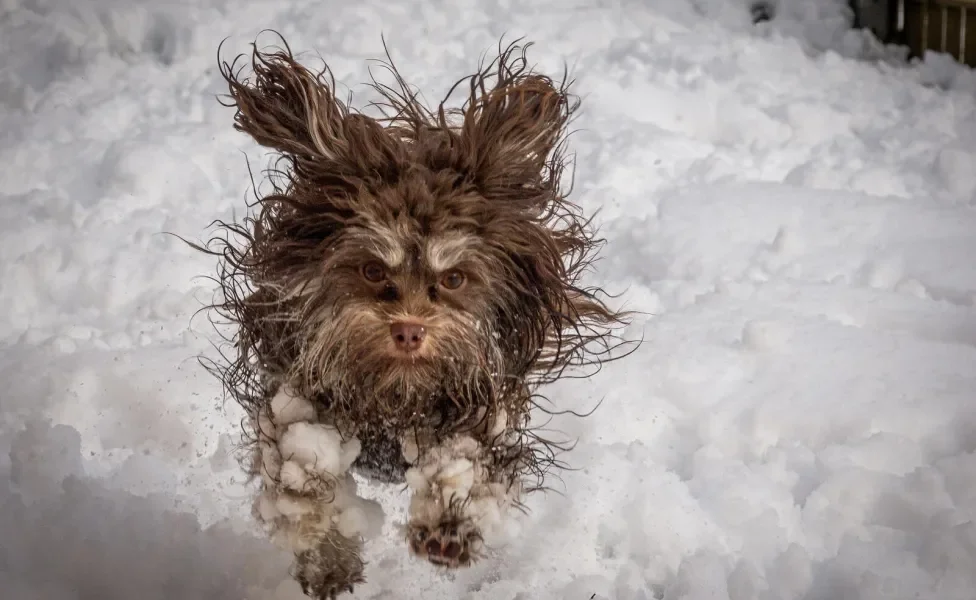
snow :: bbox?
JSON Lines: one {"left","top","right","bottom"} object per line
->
{"left": 2, "top": 0, "right": 975, "bottom": 598}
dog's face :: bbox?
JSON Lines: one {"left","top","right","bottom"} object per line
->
{"left": 214, "top": 40, "right": 624, "bottom": 431}
{"left": 299, "top": 185, "right": 511, "bottom": 403}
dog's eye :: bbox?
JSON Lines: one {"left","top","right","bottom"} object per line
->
{"left": 439, "top": 270, "right": 466, "bottom": 290}
{"left": 362, "top": 261, "right": 386, "bottom": 282}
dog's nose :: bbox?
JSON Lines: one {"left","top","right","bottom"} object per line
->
{"left": 390, "top": 322, "right": 426, "bottom": 353}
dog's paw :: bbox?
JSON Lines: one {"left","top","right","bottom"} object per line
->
{"left": 403, "top": 434, "right": 521, "bottom": 569}
{"left": 407, "top": 515, "right": 483, "bottom": 568}
{"left": 293, "top": 533, "right": 366, "bottom": 599}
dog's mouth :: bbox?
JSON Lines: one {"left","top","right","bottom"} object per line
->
{"left": 384, "top": 351, "right": 435, "bottom": 365}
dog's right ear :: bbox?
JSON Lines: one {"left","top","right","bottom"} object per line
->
{"left": 219, "top": 37, "right": 402, "bottom": 180}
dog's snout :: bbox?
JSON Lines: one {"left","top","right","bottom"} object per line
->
{"left": 390, "top": 322, "right": 426, "bottom": 353}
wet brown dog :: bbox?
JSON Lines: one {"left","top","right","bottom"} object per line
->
{"left": 196, "top": 33, "right": 631, "bottom": 598}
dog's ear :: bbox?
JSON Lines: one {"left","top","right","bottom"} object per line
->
{"left": 219, "top": 39, "right": 402, "bottom": 180}
{"left": 457, "top": 44, "right": 576, "bottom": 200}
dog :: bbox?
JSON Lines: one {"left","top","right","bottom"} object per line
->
{"left": 196, "top": 34, "right": 631, "bottom": 598}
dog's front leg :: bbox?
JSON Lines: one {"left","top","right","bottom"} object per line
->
{"left": 251, "top": 388, "right": 381, "bottom": 598}
{"left": 401, "top": 423, "right": 525, "bottom": 568}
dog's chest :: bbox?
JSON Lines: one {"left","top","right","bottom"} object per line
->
{"left": 350, "top": 428, "right": 410, "bottom": 484}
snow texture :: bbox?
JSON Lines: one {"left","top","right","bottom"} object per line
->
{"left": 2, "top": 0, "right": 976, "bottom": 598}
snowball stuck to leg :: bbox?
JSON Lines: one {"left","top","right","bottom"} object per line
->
{"left": 252, "top": 387, "right": 381, "bottom": 598}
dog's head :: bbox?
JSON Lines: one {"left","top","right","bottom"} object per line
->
{"left": 208, "top": 37, "right": 627, "bottom": 431}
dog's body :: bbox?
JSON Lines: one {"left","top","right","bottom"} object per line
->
{"left": 197, "top": 35, "right": 629, "bottom": 598}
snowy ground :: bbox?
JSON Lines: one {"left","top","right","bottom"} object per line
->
{"left": 2, "top": 0, "right": 976, "bottom": 598}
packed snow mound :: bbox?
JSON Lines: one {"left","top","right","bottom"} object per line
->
{"left": 1, "top": 420, "right": 293, "bottom": 600}
{"left": 2, "top": 0, "right": 975, "bottom": 598}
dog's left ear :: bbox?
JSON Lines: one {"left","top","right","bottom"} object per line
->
{"left": 457, "top": 46, "right": 575, "bottom": 200}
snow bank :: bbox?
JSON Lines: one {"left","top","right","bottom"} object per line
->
{"left": 2, "top": 0, "right": 975, "bottom": 598}
{"left": 1, "top": 419, "right": 293, "bottom": 600}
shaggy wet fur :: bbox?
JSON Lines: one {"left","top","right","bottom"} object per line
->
{"left": 191, "top": 33, "right": 633, "bottom": 598}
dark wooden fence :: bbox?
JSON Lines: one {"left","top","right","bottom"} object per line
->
{"left": 852, "top": 0, "right": 976, "bottom": 66}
